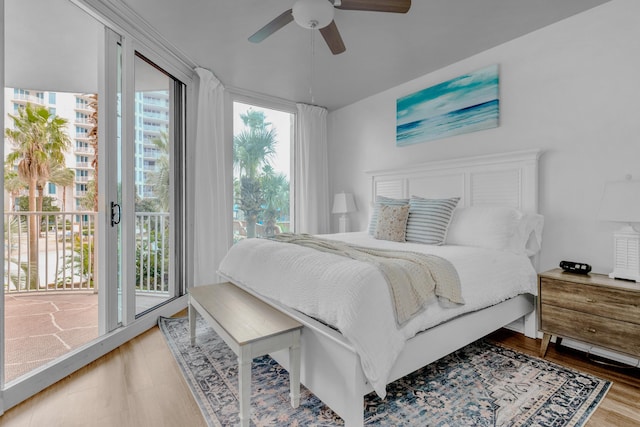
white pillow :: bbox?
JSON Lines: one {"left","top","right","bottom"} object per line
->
{"left": 520, "top": 213, "right": 544, "bottom": 256}
{"left": 445, "top": 206, "right": 543, "bottom": 255}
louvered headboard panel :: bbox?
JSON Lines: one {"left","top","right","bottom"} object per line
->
{"left": 367, "top": 150, "right": 541, "bottom": 213}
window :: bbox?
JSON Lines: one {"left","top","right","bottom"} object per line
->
{"left": 48, "top": 183, "right": 57, "bottom": 194}
{"left": 49, "top": 92, "right": 56, "bottom": 104}
{"left": 232, "top": 101, "right": 294, "bottom": 241}
{"left": 13, "top": 88, "right": 29, "bottom": 98}
{"left": 76, "top": 97, "right": 88, "bottom": 109}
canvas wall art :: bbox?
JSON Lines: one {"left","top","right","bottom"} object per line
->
{"left": 396, "top": 65, "right": 499, "bottom": 146}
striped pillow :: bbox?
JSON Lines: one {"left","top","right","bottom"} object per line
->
{"left": 405, "top": 196, "right": 460, "bottom": 245}
{"left": 368, "top": 196, "right": 410, "bottom": 235}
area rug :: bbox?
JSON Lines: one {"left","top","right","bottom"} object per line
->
{"left": 159, "top": 315, "right": 611, "bottom": 427}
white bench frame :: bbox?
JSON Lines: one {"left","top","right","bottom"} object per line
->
{"left": 189, "top": 282, "right": 302, "bottom": 427}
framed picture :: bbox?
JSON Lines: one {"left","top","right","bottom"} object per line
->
{"left": 396, "top": 64, "right": 499, "bottom": 146}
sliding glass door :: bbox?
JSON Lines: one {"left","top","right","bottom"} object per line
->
{"left": 1, "top": 0, "right": 187, "bottom": 409}
{"left": 128, "top": 52, "right": 184, "bottom": 317}
{"left": 3, "top": 0, "right": 106, "bottom": 383}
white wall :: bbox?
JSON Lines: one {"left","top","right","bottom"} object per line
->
{"left": 327, "top": 0, "right": 640, "bottom": 274}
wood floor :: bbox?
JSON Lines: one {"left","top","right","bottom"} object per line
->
{"left": 1, "top": 323, "right": 639, "bottom": 426}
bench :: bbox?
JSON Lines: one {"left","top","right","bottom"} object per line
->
{"left": 188, "top": 282, "right": 303, "bottom": 427}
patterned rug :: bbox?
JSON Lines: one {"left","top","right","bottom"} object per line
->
{"left": 158, "top": 315, "right": 611, "bottom": 427}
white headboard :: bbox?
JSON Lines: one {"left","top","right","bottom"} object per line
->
{"left": 366, "top": 149, "right": 542, "bottom": 213}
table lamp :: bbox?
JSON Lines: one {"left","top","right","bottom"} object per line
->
{"left": 332, "top": 192, "right": 357, "bottom": 233}
{"left": 598, "top": 177, "right": 640, "bottom": 282}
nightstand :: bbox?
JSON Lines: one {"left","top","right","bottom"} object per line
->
{"left": 537, "top": 268, "right": 640, "bottom": 358}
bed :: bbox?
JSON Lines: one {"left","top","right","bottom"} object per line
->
{"left": 218, "top": 149, "right": 543, "bottom": 426}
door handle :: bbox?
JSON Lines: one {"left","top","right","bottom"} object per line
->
{"left": 110, "top": 202, "right": 121, "bottom": 227}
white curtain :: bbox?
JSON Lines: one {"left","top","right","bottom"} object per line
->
{"left": 294, "top": 103, "right": 330, "bottom": 234}
{"left": 193, "top": 67, "right": 232, "bottom": 285}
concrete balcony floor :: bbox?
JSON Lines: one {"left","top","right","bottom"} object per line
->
{"left": 4, "top": 292, "right": 169, "bottom": 383}
{"left": 5, "top": 293, "right": 98, "bottom": 382}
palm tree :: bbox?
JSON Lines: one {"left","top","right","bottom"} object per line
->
{"left": 149, "top": 131, "right": 170, "bottom": 212}
{"left": 233, "top": 110, "right": 277, "bottom": 237}
{"left": 5, "top": 103, "right": 71, "bottom": 289}
{"left": 261, "top": 165, "right": 289, "bottom": 225}
{"left": 4, "top": 214, "right": 29, "bottom": 291}
{"left": 45, "top": 162, "right": 75, "bottom": 210}
{"left": 87, "top": 94, "right": 99, "bottom": 212}
{"left": 4, "top": 167, "right": 26, "bottom": 211}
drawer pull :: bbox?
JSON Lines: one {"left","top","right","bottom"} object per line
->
{"left": 586, "top": 327, "right": 597, "bottom": 334}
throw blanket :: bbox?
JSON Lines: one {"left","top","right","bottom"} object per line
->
{"left": 270, "top": 233, "right": 464, "bottom": 326}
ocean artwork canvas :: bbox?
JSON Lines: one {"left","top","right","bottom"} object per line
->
{"left": 396, "top": 65, "right": 499, "bottom": 146}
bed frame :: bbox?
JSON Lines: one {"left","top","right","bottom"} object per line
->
{"left": 230, "top": 149, "right": 542, "bottom": 426}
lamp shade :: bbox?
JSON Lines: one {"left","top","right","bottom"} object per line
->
{"left": 332, "top": 192, "right": 357, "bottom": 214}
{"left": 598, "top": 179, "right": 640, "bottom": 223}
{"left": 292, "top": 0, "right": 335, "bottom": 29}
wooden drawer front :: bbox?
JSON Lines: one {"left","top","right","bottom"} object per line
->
{"left": 540, "top": 278, "right": 640, "bottom": 325}
{"left": 540, "top": 305, "right": 640, "bottom": 357}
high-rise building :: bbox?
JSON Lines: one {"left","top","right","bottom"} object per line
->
{"left": 3, "top": 88, "right": 169, "bottom": 211}
{"left": 134, "top": 90, "right": 169, "bottom": 199}
{"left": 3, "top": 88, "right": 93, "bottom": 212}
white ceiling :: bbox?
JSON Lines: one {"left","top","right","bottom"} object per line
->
{"left": 5, "top": 0, "right": 102, "bottom": 94}
{"left": 7, "top": 0, "right": 611, "bottom": 111}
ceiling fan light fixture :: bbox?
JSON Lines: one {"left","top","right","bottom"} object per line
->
{"left": 292, "top": 0, "right": 335, "bottom": 29}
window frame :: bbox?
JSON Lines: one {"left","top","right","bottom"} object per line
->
{"left": 228, "top": 90, "right": 297, "bottom": 236}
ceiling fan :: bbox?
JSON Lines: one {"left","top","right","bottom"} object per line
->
{"left": 248, "top": 0, "right": 411, "bottom": 55}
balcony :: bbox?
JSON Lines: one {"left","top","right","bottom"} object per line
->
{"left": 4, "top": 211, "right": 171, "bottom": 382}
{"left": 12, "top": 93, "right": 46, "bottom": 106}
{"left": 74, "top": 146, "right": 93, "bottom": 154}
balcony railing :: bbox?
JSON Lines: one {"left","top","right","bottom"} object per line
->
{"left": 12, "top": 94, "right": 46, "bottom": 105}
{"left": 3, "top": 211, "right": 170, "bottom": 295}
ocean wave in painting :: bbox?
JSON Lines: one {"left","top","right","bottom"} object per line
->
{"left": 396, "top": 65, "right": 499, "bottom": 146}
{"left": 397, "top": 99, "right": 499, "bottom": 146}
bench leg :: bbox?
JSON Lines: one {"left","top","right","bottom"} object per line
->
{"left": 289, "top": 330, "right": 301, "bottom": 408}
{"left": 188, "top": 302, "right": 196, "bottom": 346}
{"left": 238, "top": 346, "right": 251, "bottom": 427}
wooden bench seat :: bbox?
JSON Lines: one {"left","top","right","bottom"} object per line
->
{"left": 188, "top": 282, "right": 302, "bottom": 427}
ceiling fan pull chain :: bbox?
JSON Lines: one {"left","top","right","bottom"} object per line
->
{"left": 310, "top": 30, "right": 315, "bottom": 104}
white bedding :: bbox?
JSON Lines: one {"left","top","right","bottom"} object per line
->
{"left": 217, "top": 232, "right": 537, "bottom": 399}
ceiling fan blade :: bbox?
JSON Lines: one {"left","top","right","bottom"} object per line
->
{"left": 248, "top": 9, "right": 294, "bottom": 43}
{"left": 319, "top": 20, "right": 346, "bottom": 55}
{"left": 336, "top": 0, "right": 411, "bottom": 13}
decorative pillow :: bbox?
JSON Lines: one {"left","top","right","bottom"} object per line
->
{"left": 445, "top": 206, "right": 544, "bottom": 255}
{"left": 374, "top": 204, "right": 410, "bottom": 242}
{"left": 405, "top": 196, "right": 460, "bottom": 245}
{"left": 368, "top": 196, "right": 410, "bottom": 235}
